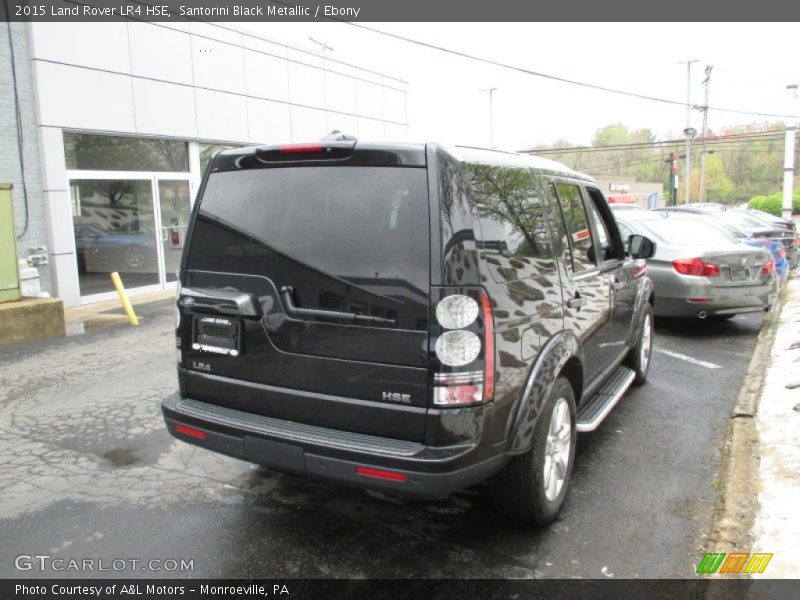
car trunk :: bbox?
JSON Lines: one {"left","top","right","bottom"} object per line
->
{"left": 180, "top": 164, "right": 431, "bottom": 442}
{"left": 702, "top": 247, "right": 772, "bottom": 286}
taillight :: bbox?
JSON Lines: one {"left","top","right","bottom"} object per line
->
{"left": 672, "top": 257, "right": 720, "bottom": 277}
{"left": 761, "top": 259, "right": 775, "bottom": 275}
{"left": 431, "top": 288, "right": 494, "bottom": 407}
{"left": 480, "top": 290, "right": 495, "bottom": 401}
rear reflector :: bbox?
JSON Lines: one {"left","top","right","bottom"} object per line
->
{"left": 175, "top": 424, "right": 206, "bottom": 440}
{"left": 672, "top": 257, "right": 720, "bottom": 277}
{"left": 687, "top": 298, "right": 710, "bottom": 304}
{"left": 355, "top": 466, "right": 407, "bottom": 482}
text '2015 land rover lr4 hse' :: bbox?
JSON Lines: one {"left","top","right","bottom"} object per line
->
{"left": 162, "top": 140, "right": 656, "bottom": 524}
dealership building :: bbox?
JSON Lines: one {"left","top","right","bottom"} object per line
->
{"left": 1, "top": 21, "right": 408, "bottom": 307}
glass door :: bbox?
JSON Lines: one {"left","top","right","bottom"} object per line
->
{"left": 69, "top": 177, "right": 160, "bottom": 296}
{"left": 155, "top": 179, "right": 192, "bottom": 284}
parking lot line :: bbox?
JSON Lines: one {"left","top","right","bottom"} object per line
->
{"left": 653, "top": 347, "right": 723, "bottom": 370}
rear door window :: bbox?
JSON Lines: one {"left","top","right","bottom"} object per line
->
{"left": 553, "top": 182, "right": 596, "bottom": 272}
{"left": 187, "top": 166, "right": 430, "bottom": 330}
{"left": 584, "top": 187, "right": 623, "bottom": 262}
{"left": 469, "top": 165, "right": 556, "bottom": 282}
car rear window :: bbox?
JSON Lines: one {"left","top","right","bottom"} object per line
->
{"left": 638, "top": 219, "right": 735, "bottom": 245}
{"left": 186, "top": 166, "right": 430, "bottom": 322}
{"left": 717, "top": 211, "right": 768, "bottom": 232}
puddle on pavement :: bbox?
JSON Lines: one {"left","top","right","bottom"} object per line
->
{"left": 102, "top": 447, "right": 143, "bottom": 467}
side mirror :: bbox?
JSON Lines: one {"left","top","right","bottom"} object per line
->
{"left": 628, "top": 234, "right": 656, "bottom": 259}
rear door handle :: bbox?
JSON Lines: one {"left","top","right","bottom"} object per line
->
{"left": 567, "top": 296, "right": 585, "bottom": 309}
{"left": 612, "top": 281, "right": 625, "bottom": 290}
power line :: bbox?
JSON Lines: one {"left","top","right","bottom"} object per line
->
{"left": 527, "top": 130, "right": 791, "bottom": 155}
{"left": 270, "top": 2, "right": 800, "bottom": 120}
{"left": 568, "top": 146, "right": 786, "bottom": 174}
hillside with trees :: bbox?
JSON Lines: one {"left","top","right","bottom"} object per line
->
{"left": 525, "top": 123, "right": 799, "bottom": 210}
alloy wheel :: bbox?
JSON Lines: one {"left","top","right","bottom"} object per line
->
{"left": 543, "top": 397, "right": 572, "bottom": 502}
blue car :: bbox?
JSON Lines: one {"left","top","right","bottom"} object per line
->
{"left": 74, "top": 223, "right": 157, "bottom": 274}
{"left": 746, "top": 238, "right": 789, "bottom": 281}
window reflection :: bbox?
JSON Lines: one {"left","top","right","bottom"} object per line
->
{"left": 468, "top": 164, "right": 557, "bottom": 283}
{"left": 64, "top": 133, "right": 189, "bottom": 172}
{"left": 70, "top": 179, "right": 159, "bottom": 295}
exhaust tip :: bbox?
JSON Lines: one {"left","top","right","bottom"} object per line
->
{"left": 698, "top": 311, "right": 708, "bottom": 319}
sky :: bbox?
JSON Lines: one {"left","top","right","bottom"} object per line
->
{"left": 246, "top": 22, "right": 800, "bottom": 150}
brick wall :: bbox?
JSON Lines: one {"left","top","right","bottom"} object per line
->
{"left": 0, "top": 23, "right": 53, "bottom": 296}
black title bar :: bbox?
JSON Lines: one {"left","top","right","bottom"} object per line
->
{"left": 2, "top": 0, "right": 800, "bottom": 22}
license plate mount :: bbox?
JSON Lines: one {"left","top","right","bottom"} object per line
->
{"left": 192, "top": 315, "right": 242, "bottom": 356}
{"left": 730, "top": 267, "right": 750, "bottom": 282}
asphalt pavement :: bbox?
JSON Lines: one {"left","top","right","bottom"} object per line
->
{"left": 0, "top": 300, "right": 764, "bottom": 579}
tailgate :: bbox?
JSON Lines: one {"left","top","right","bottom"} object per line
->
{"left": 179, "top": 162, "right": 431, "bottom": 441}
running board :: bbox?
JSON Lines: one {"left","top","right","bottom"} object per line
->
{"left": 575, "top": 366, "right": 636, "bottom": 432}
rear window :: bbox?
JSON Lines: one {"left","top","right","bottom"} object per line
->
{"left": 717, "top": 211, "right": 767, "bottom": 232}
{"left": 638, "top": 219, "right": 734, "bottom": 245}
{"left": 187, "top": 166, "right": 430, "bottom": 329}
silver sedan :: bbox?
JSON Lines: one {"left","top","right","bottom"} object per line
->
{"left": 614, "top": 212, "right": 779, "bottom": 319}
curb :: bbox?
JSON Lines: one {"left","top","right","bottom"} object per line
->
{"left": 705, "top": 279, "right": 788, "bottom": 587}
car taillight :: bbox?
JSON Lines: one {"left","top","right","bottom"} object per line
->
{"left": 480, "top": 291, "right": 495, "bottom": 401}
{"left": 431, "top": 288, "right": 494, "bottom": 407}
{"left": 761, "top": 259, "right": 775, "bottom": 275}
{"left": 672, "top": 257, "right": 720, "bottom": 277}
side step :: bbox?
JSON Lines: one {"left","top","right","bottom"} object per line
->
{"left": 576, "top": 366, "right": 636, "bottom": 432}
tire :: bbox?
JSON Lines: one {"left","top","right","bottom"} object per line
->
{"left": 625, "top": 302, "right": 653, "bottom": 386}
{"left": 491, "top": 377, "right": 577, "bottom": 525}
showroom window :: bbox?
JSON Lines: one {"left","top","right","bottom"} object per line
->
{"left": 65, "top": 132, "right": 193, "bottom": 298}
{"left": 64, "top": 133, "right": 189, "bottom": 172}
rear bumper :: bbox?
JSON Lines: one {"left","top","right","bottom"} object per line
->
{"left": 653, "top": 278, "right": 778, "bottom": 318}
{"left": 161, "top": 393, "right": 508, "bottom": 499}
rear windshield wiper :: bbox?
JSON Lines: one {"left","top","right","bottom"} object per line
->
{"left": 280, "top": 286, "right": 395, "bottom": 326}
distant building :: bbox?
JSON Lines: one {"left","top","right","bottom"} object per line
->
{"left": 592, "top": 176, "right": 664, "bottom": 208}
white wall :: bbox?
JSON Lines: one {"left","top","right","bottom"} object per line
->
{"left": 27, "top": 21, "right": 409, "bottom": 145}
{"left": 26, "top": 22, "right": 408, "bottom": 306}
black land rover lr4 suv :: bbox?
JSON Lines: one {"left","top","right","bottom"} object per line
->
{"left": 162, "top": 140, "right": 656, "bottom": 524}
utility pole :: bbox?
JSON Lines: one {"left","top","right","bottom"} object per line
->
{"left": 783, "top": 84, "right": 798, "bottom": 220}
{"left": 309, "top": 37, "right": 333, "bottom": 131}
{"left": 666, "top": 152, "right": 679, "bottom": 206}
{"left": 678, "top": 59, "right": 699, "bottom": 203}
{"left": 698, "top": 66, "right": 713, "bottom": 203}
{"left": 479, "top": 87, "right": 498, "bottom": 148}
